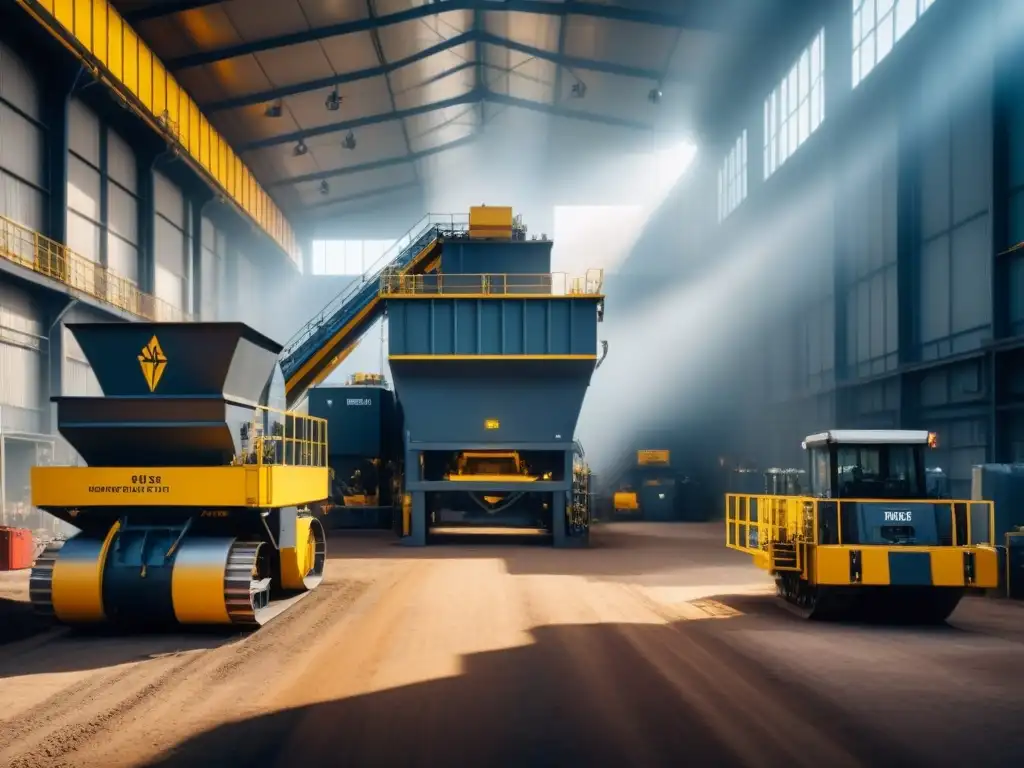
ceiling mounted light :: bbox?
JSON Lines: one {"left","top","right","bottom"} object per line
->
{"left": 294, "top": 140, "right": 308, "bottom": 156}
{"left": 648, "top": 87, "right": 662, "bottom": 105}
{"left": 265, "top": 99, "right": 283, "bottom": 118}
{"left": 342, "top": 130, "right": 356, "bottom": 150}
{"left": 325, "top": 87, "right": 342, "bottom": 111}
{"left": 319, "top": 180, "right": 330, "bottom": 195}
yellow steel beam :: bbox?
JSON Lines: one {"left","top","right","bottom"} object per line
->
{"left": 17, "top": 0, "right": 301, "bottom": 269}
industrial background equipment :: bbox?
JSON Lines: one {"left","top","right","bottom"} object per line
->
{"left": 274, "top": 206, "right": 604, "bottom": 546}
{"left": 603, "top": 449, "right": 709, "bottom": 521}
{"left": 308, "top": 373, "right": 401, "bottom": 530}
{"left": 31, "top": 323, "right": 329, "bottom": 628}
{"left": 386, "top": 206, "right": 602, "bottom": 545}
{"left": 611, "top": 449, "right": 675, "bottom": 521}
{"left": 726, "top": 429, "right": 998, "bottom": 622}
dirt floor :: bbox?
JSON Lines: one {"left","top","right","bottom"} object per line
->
{"left": 1, "top": 523, "right": 1023, "bottom": 768}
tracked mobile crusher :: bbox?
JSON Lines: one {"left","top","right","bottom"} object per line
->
{"left": 30, "top": 323, "right": 329, "bottom": 628}
{"left": 726, "top": 430, "right": 999, "bottom": 622}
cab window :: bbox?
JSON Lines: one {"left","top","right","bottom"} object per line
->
{"left": 836, "top": 444, "right": 922, "bottom": 498}
{"left": 809, "top": 447, "right": 831, "bottom": 498}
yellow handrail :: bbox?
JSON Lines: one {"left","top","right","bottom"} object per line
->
{"left": 234, "top": 406, "right": 328, "bottom": 468}
{"left": 0, "top": 215, "right": 190, "bottom": 321}
{"left": 725, "top": 494, "right": 996, "bottom": 559}
{"left": 380, "top": 269, "right": 605, "bottom": 297}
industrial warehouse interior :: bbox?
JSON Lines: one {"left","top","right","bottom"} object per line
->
{"left": 1, "top": 0, "right": 1024, "bottom": 765}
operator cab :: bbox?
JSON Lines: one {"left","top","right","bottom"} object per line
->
{"left": 802, "top": 430, "right": 932, "bottom": 501}
{"left": 802, "top": 430, "right": 943, "bottom": 547}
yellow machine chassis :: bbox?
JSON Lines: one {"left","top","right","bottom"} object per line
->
{"left": 725, "top": 493, "right": 998, "bottom": 621}
{"left": 31, "top": 464, "right": 330, "bottom": 629}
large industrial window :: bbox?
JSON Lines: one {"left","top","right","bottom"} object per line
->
{"left": 852, "top": 0, "right": 939, "bottom": 87}
{"left": 764, "top": 29, "right": 825, "bottom": 180}
{"left": 311, "top": 240, "right": 396, "bottom": 276}
{"left": 717, "top": 130, "right": 748, "bottom": 222}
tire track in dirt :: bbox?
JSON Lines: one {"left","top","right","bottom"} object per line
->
{"left": 0, "top": 579, "right": 369, "bottom": 768}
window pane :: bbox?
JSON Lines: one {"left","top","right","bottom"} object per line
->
{"left": 799, "top": 51, "right": 811, "bottom": 100}
{"left": 877, "top": 10, "right": 895, "bottom": 61}
{"left": 896, "top": 0, "right": 915, "bottom": 39}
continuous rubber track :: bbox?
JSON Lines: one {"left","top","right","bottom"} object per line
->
{"left": 1, "top": 524, "right": 1023, "bottom": 768}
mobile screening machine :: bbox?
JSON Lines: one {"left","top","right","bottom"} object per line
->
{"left": 726, "top": 430, "right": 998, "bottom": 621}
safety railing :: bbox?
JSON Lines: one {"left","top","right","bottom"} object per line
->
{"left": 281, "top": 213, "right": 467, "bottom": 364}
{"left": 235, "top": 406, "right": 328, "bottom": 468}
{"left": 0, "top": 214, "right": 190, "bottom": 321}
{"left": 380, "top": 269, "right": 605, "bottom": 297}
{"left": 725, "top": 494, "right": 996, "bottom": 557}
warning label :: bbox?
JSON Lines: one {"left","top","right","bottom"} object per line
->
{"left": 88, "top": 475, "right": 170, "bottom": 495}
{"left": 87, "top": 485, "right": 170, "bottom": 495}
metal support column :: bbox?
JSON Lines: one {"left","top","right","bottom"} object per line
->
{"left": 190, "top": 193, "right": 213, "bottom": 318}
{"left": 44, "top": 73, "right": 72, "bottom": 246}
{"left": 98, "top": 123, "right": 109, "bottom": 269}
{"left": 406, "top": 492, "right": 427, "bottom": 547}
{"left": 991, "top": 0, "right": 1012, "bottom": 459}
{"left": 551, "top": 488, "right": 567, "bottom": 548}
{"left": 136, "top": 150, "right": 158, "bottom": 295}
{"left": 45, "top": 299, "right": 77, "bottom": 434}
{"left": 302, "top": 239, "right": 314, "bottom": 276}
{"left": 224, "top": 244, "right": 239, "bottom": 319}
{"left": 403, "top": 443, "right": 427, "bottom": 546}
{"left": 825, "top": 0, "right": 852, "bottom": 386}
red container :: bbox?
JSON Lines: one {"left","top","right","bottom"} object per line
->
{"left": 0, "top": 527, "right": 34, "bottom": 571}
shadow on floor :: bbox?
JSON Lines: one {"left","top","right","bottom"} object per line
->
{"left": 0, "top": 622, "right": 243, "bottom": 679}
{"left": 0, "top": 596, "right": 49, "bottom": 646}
{"left": 137, "top": 616, "right": 1005, "bottom": 768}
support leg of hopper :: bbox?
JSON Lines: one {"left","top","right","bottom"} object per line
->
{"left": 403, "top": 491, "right": 427, "bottom": 547}
{"left": 551, "top": 492, "right": 567, "bottom": 549}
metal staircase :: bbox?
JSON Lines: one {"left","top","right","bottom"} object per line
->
{"left": 279, "top": 214, "right": 467, "bottom": 391}
{"left": 769, "top": 540, "right": 801, "bottom": 571}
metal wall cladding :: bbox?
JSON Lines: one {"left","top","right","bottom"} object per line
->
{"left": 0, "top": 527, "right": 34, "bottom": 571}
{"left": 440, "top": 240, "right": 553, "bottom": 276}
{"left": 388, "top": 298, "right": 600, "bottom": 356}
{"left": 0, "top": 280, "right": 43, "bottom": 418}
{"left": 0, "top": 39, "right": 44, "bottom": 232}
{"left": 309, "top": 386, "right": 396, "bottom": 459}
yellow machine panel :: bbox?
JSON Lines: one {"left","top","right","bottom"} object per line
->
{"left": 613, "top": 491, "right": 639, "bottom": 512}
{"left": 469, "top": 205, "right": 514, "bottom": 239}
{"left": 637, "top": 449, "right": 670, "bottom": 466}
{"left": 32, "top": 465, "right": 329, "bottom": 510}
{"left": 448, "top": 451, "right": 538, "bottom": 482}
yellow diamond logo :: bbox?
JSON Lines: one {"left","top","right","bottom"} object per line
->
{"left": 138, "top": 335, "right": 167, "bottom": 392}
